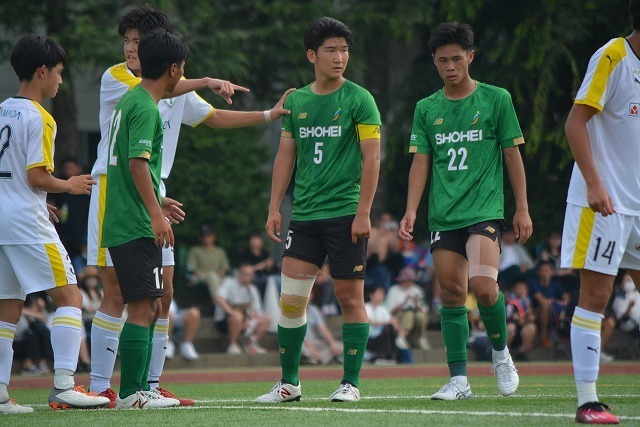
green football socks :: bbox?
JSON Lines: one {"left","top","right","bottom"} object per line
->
{"left": 440, "top": 306, "right": 469, "bottom": 377}
{"left": 278, "top": 324, "right": 307, "bottom": 386}
{"left": 140, "top": 322, "right": 155, "bottom": 391}
{"left": 477, "top": 291, "right": 508, "bottom": 351}
{"left": 341, "top": 323, "right": 369, "bottom": 388}
{"left": 118, "top": 322, "right": 151, "bottom": 399}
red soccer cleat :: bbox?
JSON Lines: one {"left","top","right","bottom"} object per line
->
{"left": 98, "top": 388, "right": 118, "bottom": 409}
{"left": 157, "top": 387, "right": 195, "bottom": 406}
{"left": 576, "top": 402, "right": 620, "bottom": 424}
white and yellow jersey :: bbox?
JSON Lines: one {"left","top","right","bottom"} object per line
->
{"left": 90, "top": 62, "right": 214, "bottom": 179}
{"left": 567, "top": 38, "right": 640, "bottom": 214}
{"left": 0, "top": 97, "right": 60, "bottom": 244}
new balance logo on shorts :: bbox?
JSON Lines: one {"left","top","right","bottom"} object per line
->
{"left": 353, "top": 265, "right": 364, "bottom": 272}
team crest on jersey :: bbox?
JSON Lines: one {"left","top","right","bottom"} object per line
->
{"left": 332, "top": 109, "right": 342, "bottom": 121}
{"left": 162, "top": 98, "right": 176, "bottom": 108}
{"left": 629, "top": 102, "right": 639, "bottom": 117}
{"left": 471, "top": 111, "right": 481, "bottom": 125}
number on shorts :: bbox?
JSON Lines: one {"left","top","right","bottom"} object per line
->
{"left": 430, "top": 231, "right": 441, "bottom": 244}
{"left": 153, "top": 267, "right": 163, "bottom": 289}
{"left": 285, "top": 230, "right": 293, "bottom": 249}
{"left": 0, "top": 124, "right": 13, "bottom": 179}
{"left": 593, "top": 237, "right": 616, "bottom": 265}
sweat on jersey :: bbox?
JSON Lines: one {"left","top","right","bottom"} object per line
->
{"left": 566, "top": 37, "right": 640, "bottom": 215}
{"left": 281, "top": 80, "right": 381, "bottom": 221}
{"left": 0, "top": 97, "right": 61, "bottom": 244}
{"left": 409, "top": 82, "right": 524, "bottom": 231}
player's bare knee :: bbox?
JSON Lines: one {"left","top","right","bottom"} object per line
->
{"left": 48, "top": 284, "right": 83, "bottom": 309}
{"left": 440, "top": 284, "right": 467, "bottom": 306}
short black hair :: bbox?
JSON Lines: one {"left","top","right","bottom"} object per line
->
{"left": 428, "top": 22, "right": 474, "bottom": 55}
{"left": 304, "top": 17, "right": 354, "bottom": 52}
{"left": 631, "top": 0, "right": 640, "bottom": 30}
{"left": 118, "top": 3, "right": 172, "bottom": 38}
{"left": 138, "top": 30, "right": 189, "bottom": 79}
{"left": 10, "top": 34, "right": 66, "bottom": 82}
{"left": 537, "top": 260, "right": 555, "bottom": 270}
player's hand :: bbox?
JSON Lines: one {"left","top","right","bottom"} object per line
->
{"left": 268, "top": 88, "right": 296, "bottom": 120}
{"left": 46, "top": 203, "right": 59, "bottom": 224}
{"left": 161, "top": 197, "right": 185, "bottom": 224}
{"left": 67, "top": 174, "right": 96, "bottom": 195}
{"left": 512, "top": 209, "right": 533, "bottom": 245}
{"left": 207, "top": 79, "right": 250, "bottom": 105}
{"left": 265, "top": 210, "right": 282, "bottom": 243}
{"left": 151, "top": 212, "right": 174, "bottom": 248}
{"left": 351, "top": 212, "right": 371, "bottom": 244}
{"left": 587, "top": 182, "right": 616, "bottom": 217}
{"left": 399, "top": 211, "right": 416, "bottom": 241}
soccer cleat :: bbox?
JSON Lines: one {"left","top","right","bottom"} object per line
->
{"left": 575, "top": 402, "right": 620, "bottom": 424}
{"left": 431, "top": 380, "right": 473, "bottom": 400}
{"left": 330, "top": 383, "right": 360, "bottom": 402}
{"left": 491, "top": 353, "right": 519, "bottom": 396}
{"left": 0, "top": 398, "right": 34, "bottom": 414}
{"left": 115, "top": 390, "right": 179, "bottom": 409}
{"left": 98, "top": 388, "right": 117, "bottom": 409}
{"left": 48, "top": 385, "right": 111, "bottom": 410}
{"left": 255, "top": 381, "right": 301, "bottom": 403}
{"left": 156, "top": 387, "right": 195, "bottom": 406}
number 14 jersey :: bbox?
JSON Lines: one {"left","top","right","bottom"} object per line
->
{"left": 409, "top": 82, "right": 524, "bottom": 231}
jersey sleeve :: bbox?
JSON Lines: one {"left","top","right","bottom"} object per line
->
{"left": 496, "top": 89, "right": 525, "bottom": 149}
{"left": 574, "top": 38, "right": 625, "bottom": 113}
{"left": 409, "top": 101, "right": 431, "bottom": 155}
{"left": 181, "top": 91, "right": 214, "bottom": 127}
{"left": 281, "top": 95, "right": 294, "bottom": 134}
{"left": 25, "top": 104, "right": 56, "bottom": 173}
{"left": 102, "top": 65, "right": 139, "bottom": 111}
{"left": 126, "top": 106, "right": 160, "bottom": 160}
{"left": 353, "top": 90, "right": 382, "bottom": 127}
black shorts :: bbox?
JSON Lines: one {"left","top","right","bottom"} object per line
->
{"left": 429, "top": 220, "right": 504, "bottom": 259}
{"left": 283, "top": 214, "right": 367, "bottom": 280}
{"left": 110, "top": 237, "right": 163, "bottom": 303}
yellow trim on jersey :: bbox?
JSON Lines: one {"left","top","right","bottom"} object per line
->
{"left": 52, "top": 316, "right": 82, "bottom": 329}
{"left": 92, "top": 316, "right": 121, "bottom": 333}
{"left": 571, "top": 314, "right": 601, "bottom": 332}
{"left": 0, "top": 328, "right": 16, "bottom": 341}
{"left": 45, "top": 243, "right": 68, "bottom": 287}
{"left": 513, "top": 137, "right": 525, "bottom": 145}
{"left": 97, "top": 175, "right": 108, "bottom": 266}
{"left": 356, "top": 124, "right": 381, "bottom": 141}
{"left": 110, "top": 63, "right": 141, "bottom": 89}
{"left": 408, "top": 146, "right": 418, "bottom": 153}
{"left": 572, "top": 207, "right": 596, "bottom": 269}
{"left": 281, "top": 131, "right": 293, "bottom": 138}
{"left": 191, "top": 93, "right": 215, "bottom": 127}
{"left": 139, "top": 152, "right": 151, "bottom": 160}
{"left": 29, "top": 101, "right": 56, "bottom": 173}
{"left": 577, "top": 38, "right": 627, "bottom": 113}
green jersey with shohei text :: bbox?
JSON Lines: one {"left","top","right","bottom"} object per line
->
{"left": 409, "top": 82, "right": 524, "bottom": 231}
{"left": 102, "top": 85, "right": 163, "bottom": 248}
{"left": 282, "top": 80, "right": 381, "bottom": 221}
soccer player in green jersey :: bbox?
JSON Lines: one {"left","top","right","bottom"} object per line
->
{"left": 399, "top": 22, "right": 533, "bottom": 401}
{"left": 255, "top": 17, "right": 381, "bottom": 403}
{"left": 101, "top": 30, "right": 188, "bottom": 409}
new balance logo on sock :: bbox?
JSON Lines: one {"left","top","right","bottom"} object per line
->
{"left": 347, "top": 349, "right": 357, "bottom": 356}
{"left": 106, "top": 347, "right": 116, "bottom": 355}
{"left": 587, "top": 346, "right": 599, "bottom": 355}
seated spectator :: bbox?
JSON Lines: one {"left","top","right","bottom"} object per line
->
{"left": 166, "top": 299, "right": 201, "bottom": 361}
{"left": 366, "top": 212, "right": 404, "bottom": 291}
{"left": 612, "top": 272, "right": 640, "bottom": 334}
{"left": 188, "top": 225, "right": 230, "bottom": 306}
{"left": 506, "top": 280, "right": 537, "bottom": 360}
{"left": 13, "top": 294, "right": 53, "bottom": 375}
{"left": 466, "top": 292, "right": 492, "bottom": 361}
{"left": 498, "top": 226, "right": 534, "bottom": 289}
{"left": 309, "top": 263, "right": 340, "bottom": 316}
{"left": 214, "top": 264, "right": 271, "bottom": 355}
{"left": 301, "top": 286, "right": 342, "bottom": 365}
{"left": 365, "top": 286, "right": 400, "bottom": 364}
{"left": 238, "top": 231, "right": 277, "bottom": 300}
{"left": 528, "top": 260, "right": 571, "bottom": 347}
{"left": 536, "top": 229, "right": 580, "bottom": 302}
{"left": 387, "top": 266, "right": 430, "bottom": 350}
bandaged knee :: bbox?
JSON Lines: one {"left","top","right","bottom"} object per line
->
{"left": 466, "top": 234, "right": 499, "bottom": 280}
{"left": 279, "top": 273, "right": 316, "bottom": 328}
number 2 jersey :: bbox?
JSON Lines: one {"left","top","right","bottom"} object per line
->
{"left": 281, "top": 80, "right": 381, "bottom": 221}
{"left": 0, "top": 97, "right": 60, "bottom": 244}
{"left": 566, "top": 38, "right": 640, "bottom": 215}
{"left": 409, "top": 82, "right": 524, "bottom": 231}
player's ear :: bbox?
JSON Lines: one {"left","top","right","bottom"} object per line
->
{"left": 468, "top": 49, "right": 475, "bottom": 64}
{"left": 169, "top": 63, "right": 177, "bottom": 78}
{"left": 307, "top": 49, "right": 317, "bottom": 64}
{"left": 35, "top": 65, "right": 48, "bottom": 79}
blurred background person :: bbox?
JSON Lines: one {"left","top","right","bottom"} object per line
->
{"left": 506, "top": 280, "right": 537, "bottom": 361}
{"left": 238, "top": 231, "right": 277, "bottom": 301}
{"left": 187, "top": 225, "right": 231, "bottom": 310}
{"left": 387, "top": 266, "right": 430, "bottom": 350}
{"left": 301, "top": 286, "right": 342, "bottom": 365}
{"left": 366, "top": 286, "right": 399, "bottom": 364}
{"left": 166, "top": 299, "right": 201, "bottom": 361}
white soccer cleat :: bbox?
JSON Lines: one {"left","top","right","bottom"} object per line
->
{"left": 0, "top": 398, "right": 34, "bottom": 414}
{"left": 330, "top": 383, "right": 360, "bottom": 402}
{"left": 255, "top": 381, "right": 301, "bottom": 403}
{"left": 115, "top": 390, "right": 179, "bottom": 409}
{"left": 431, "top": 380, "right": 473, "bottom": 400}
{"left": 48, "top": 385, "right": 111, "bottom": 410}
{"left": 492, "top": 352, "right": 519, "bottom": 396}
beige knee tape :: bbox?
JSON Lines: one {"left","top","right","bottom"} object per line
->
{"left": 279, "top": 273, "right": 316, "bottom": 328}
{"left": 467, "top": 233, "right": 499, "bottom": 280}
